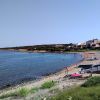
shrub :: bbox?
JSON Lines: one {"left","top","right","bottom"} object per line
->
{"left": 0, "top": 92, "right": 16, "bottom": 99}
{"left": 0, "top": 88, "right": 30, "bottom": 99}
{"left": 81, "top": 76, "right": 100, "bottom": 87}
{"left": 41, "top": 80, "right": 56, "bottom": 89}
{"left": 30, "top": 87, "right": 39, "bottom": 93}
{"left": 0, "top": 87, "right": 38, "bottom": 99}
{"left": 17, "top": 88, "right": 30, "bottom": 97}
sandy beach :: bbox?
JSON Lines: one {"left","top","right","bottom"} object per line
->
{"left": 0, "top": 51, "right": 100, "bottom": 99}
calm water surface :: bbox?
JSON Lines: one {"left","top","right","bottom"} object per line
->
{"left": 0, "top": 50, "right": 82, "bottom": 88}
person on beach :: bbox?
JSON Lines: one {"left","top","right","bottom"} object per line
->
{"left": 65, "top": 67, "right": 68, "bottom": 75}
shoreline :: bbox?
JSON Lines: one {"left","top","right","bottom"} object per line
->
{"left": 0, "top": 51, "right": 83, "bottom": 90}
{"left": 1, "top": 48, "right": 99, "bottom": 53}
{"left": 0, "top": 51, "right": 100, "bottom": 97}
{"left": 0, "top": 52, "right": 84, "bottom": 94}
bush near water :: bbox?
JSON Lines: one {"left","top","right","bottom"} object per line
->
{"left": 81, "top": 76, "right": 100, "bottom": 87}
{"left": 41, "top": 80, "right": 56, "bottom": 89}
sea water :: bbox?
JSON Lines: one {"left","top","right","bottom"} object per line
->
{"left": 0, "top": 50, "right": 82, "bottom": 88}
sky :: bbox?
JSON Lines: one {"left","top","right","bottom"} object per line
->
{"left": 0, "top": 0, "right": 100, "bottom": 47}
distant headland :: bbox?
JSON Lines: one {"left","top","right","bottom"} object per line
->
{"left": 0, "top": 39, "right": 100, "bottom": 52}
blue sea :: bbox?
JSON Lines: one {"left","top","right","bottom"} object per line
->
{"left": 0, "top": 50, "right": 82, "bottom": 88}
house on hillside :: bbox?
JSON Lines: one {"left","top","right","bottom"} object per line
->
{"left": 77, "top": 43, "right": 86, "bottom": 49}
{"left": 91, "top": 40, "right": 100, "bottom": 48}
{"left": 86, "top": 39, "right": 100, "bottom": 48}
